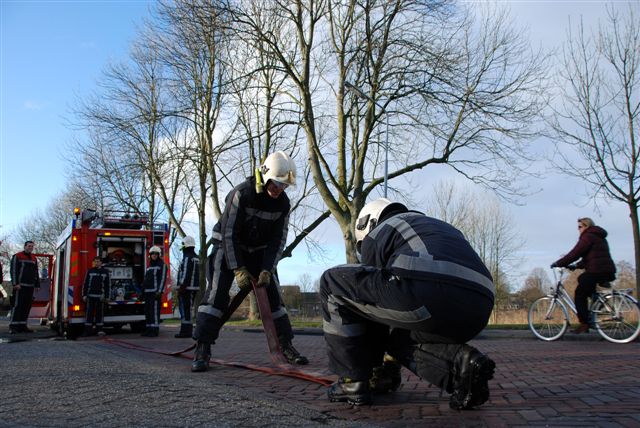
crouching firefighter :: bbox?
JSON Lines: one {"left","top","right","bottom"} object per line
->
{"left": 81, "top": 256, "right": 110, "bottom": 336}
{"left": 192, "top": 151, "right": 308, "bottom": 372}
{"left": 320, "top": 198, "right": 496, "bottom": 408}
{"left": 141, "top": 246, "right": 167, "bottom": 337}
{"left": 175, "top": 236, "right": 200, "bottom": 338}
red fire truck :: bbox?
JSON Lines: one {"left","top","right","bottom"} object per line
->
{"left": 48, "top": 209, "right": 173, "bottom": 338}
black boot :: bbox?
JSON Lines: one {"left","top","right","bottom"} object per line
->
{"left": 191, "top": 342, "right": 211, "bottom": 372}
{"left": 449, "top": 345, "right": 495, "bottom": 410}
{"left": 369, "top": 356, "right": 402, "bottom": 394}
{"left": 81, "top": 325, "right": 93, "bottom": 337}
{"left": 281, "top": 341, "right": 308, "bottom": 365}
{"left": 328, "top": 378, "right": 372, "bottom": 406}
{"left": 175, "top": 323, "right": 193, "bottom": 338}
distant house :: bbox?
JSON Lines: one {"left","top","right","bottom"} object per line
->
{"left": 281, "top": 285, "right": 321, "bottom": 318}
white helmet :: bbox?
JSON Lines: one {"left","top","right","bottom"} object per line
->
{"left": 355, "top": 198, "right": 407, "bottom": 247}
{"left": 149, "top": 246, "right": 162, "bottom": 255}
{"left": 182, "top": 236, "right": 196, "bottom": 248}
{"left": 260, "top": 151, "right": 296, "bottom": 187}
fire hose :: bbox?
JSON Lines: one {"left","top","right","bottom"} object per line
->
{"left": 103, "top": 281, "right": 334, "bottom": 387}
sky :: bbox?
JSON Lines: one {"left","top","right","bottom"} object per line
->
{"left": 1, "top": 1, "right": 637, "bottom": 288}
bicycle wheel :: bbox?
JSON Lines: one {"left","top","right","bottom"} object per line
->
{"left": 528, "top": 296, "right": 569, "bottom": 341}
{"left": 592, "top": 293, "right": 640, "bottom": 344}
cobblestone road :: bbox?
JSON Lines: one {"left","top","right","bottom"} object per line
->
{"left": 1, "top": 321, "right": 639, "bottom": 427}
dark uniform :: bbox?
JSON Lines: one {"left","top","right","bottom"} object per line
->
{"left": 175, "top": 246, "right": 200, "bottom": 338}
{"left": 9, "top": 251, "right": 40, "bottom": 333}
{"left": 142, "top": 255, "right": 167, "bottom": 337}
{"left": 194, "top": 176, "right": 305, "bottom": 365}
{"left": 82, "top": 265, "right": 111, "bottom": 335}
{"left": 321, "top": 207, "right": 496, "bottom": 408}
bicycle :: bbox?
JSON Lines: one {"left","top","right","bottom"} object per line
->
{"left": 528, "top": 267, "right": 640, "bottom": 344}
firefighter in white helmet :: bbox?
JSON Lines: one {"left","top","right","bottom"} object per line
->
{"left": 141, "top": 245, "right": 167, "bottom": 337}
{"left": 192, "top": 151, "right": 308, "bottom": 371}
{"left": 320, "top": 198, "right": 496, "bottom": 408}
{"left": 175, "top": 236, "right": 200, "bottom": 338}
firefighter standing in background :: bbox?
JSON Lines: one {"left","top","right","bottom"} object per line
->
{"left": 320, "top": 199, "right": 496, "bottom": 408}
{"left": 175, "top": 236, "right": 200, "bottom": 338}
{"left": 141, "top": 246, "right": 167, "bottom": 337}
{"left": 9, "top": 241, "right": 40, "bottom": 334}
{"left": 192, "top": 151, "right": 308, "bottom": 372}
{"left": 81, "top": 256, "right": 111, "bottom": 336}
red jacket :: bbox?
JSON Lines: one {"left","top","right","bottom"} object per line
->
{"left": 553, "top": 226, "right": 616, "bottom": 275}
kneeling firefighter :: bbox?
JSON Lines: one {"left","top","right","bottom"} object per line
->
{"left": 192, "top": 151, "right": 308, "bottom": 371}
{"left": 320, "top": 198, "right": 496, "bottom": 408}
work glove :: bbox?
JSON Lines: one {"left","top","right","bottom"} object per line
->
{"left": 234, "top": 267, "right": 254, "bottom": 291}
{"left": 256, "top": 270, "right": 271, "bottom": 288}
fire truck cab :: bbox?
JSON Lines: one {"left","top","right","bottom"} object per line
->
{"left": 49, "top": 209, "right": 172, "bottom": 338}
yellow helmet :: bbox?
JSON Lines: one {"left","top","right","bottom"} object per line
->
{"left": 260, "top": 151, "right": 296, "bottom": 187}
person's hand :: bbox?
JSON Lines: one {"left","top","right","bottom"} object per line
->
{"left": 155, "top": 292, "right": 162, "bottom": 299}
{"left": 256, "top": 270, "right": 271, "bottom": 288}
{"left": 13, "top": 284, "right": 21, "bottom": 291}
{"left": 234, "top": 267, "right": 254, "bottom": 291}
{"left": 82, "top": 296, "right": 87, "bottom": 302}
{"left": 178, "top": 287, "right": 186, "bottom": 295}
{"left": 101, "top": 297, "right": 108, "bottom": 303}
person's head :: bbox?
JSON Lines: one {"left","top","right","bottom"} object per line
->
{"left": 355, "top": 198, "right": 408, "bottom": 252}
{"left": 260, "top": 151, "right": 296, "bottom": 199}
{"left": 149, "top": 246, "right": 162, "bottom": 259}
{"left": 577, "top": 217, "right": 594, "bottom": 234}
{"left": 93, "top": 256, "right": 103, "bottom": 268}
{"left": 181, "top": 236, "right": 196, "bottom": 250}
{"left": 24, "top": 241, "right": 35, "bottom": 254}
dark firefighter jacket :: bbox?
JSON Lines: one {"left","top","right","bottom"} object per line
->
{"left": 143, "top": 258, "right": 167, "bottom": 293}
{"left": 361, "top": 211, "right": 495, "bottom": 301}
{"left": 178, "top": 248, "right": 200, "bottom": 291}
{"left": 82, "top": 267, "right": 111, "bottom": 299}
{"left": 211, "top": 176, "right": 289, "bottom": 273}
{"left": 10, "top": 251, "right": 40, "bottom": 287}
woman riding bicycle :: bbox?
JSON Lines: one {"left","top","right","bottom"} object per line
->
{"left": 551, "top": 217, "right": 616, "bottom": 334}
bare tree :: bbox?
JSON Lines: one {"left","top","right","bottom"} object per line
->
{"left": 425, "top": 180, "right": 524, "bottom": 319}
{"left": 515, "top": 267, "right": 552, "bottom": 308}
{"left": 230, "top": 1, "right": 549, "bottom": 262}
{"left": 614, "top": 260, "right": 636, "bottom": 291}
{"left": 550, "top": 5, "right": 640, "bottom": 293}
{"left": 13, "top": 184, "right": 103, "bottom": 253}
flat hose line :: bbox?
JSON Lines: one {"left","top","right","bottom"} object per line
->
{"left": 102, "top": 281, "right": 334, "bottom": 387}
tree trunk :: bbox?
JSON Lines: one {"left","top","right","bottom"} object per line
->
{"left": 629, "top": 201, "right": 640, "bottom": 297}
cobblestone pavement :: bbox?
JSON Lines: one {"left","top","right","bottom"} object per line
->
{"left": 2, "top": 320, "right": 639, "bottom": 427}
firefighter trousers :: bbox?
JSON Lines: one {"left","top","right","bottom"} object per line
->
{"left": 10, "top": 285, "right": 35, "bottom": 331}
{"left": 143, "top": 292, "right": 161, "bottom": 330}
{"left": 194, "top": 246, "right": 293, "bottom": 345}
{"left": 85, "top": 297, "right": 105, "bottom": 331}
{"left": 177, "top": 290, "right": 196, "bottom": 334}
{"left": 319, "top": 264, "right": 493, "bottom": 385}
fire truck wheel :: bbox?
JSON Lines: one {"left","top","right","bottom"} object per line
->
{"left": 130, "top": 321, "right": 146, "bottom": 333}
{"left": 65, "top": 325, "right": 84, "bottom": 340}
